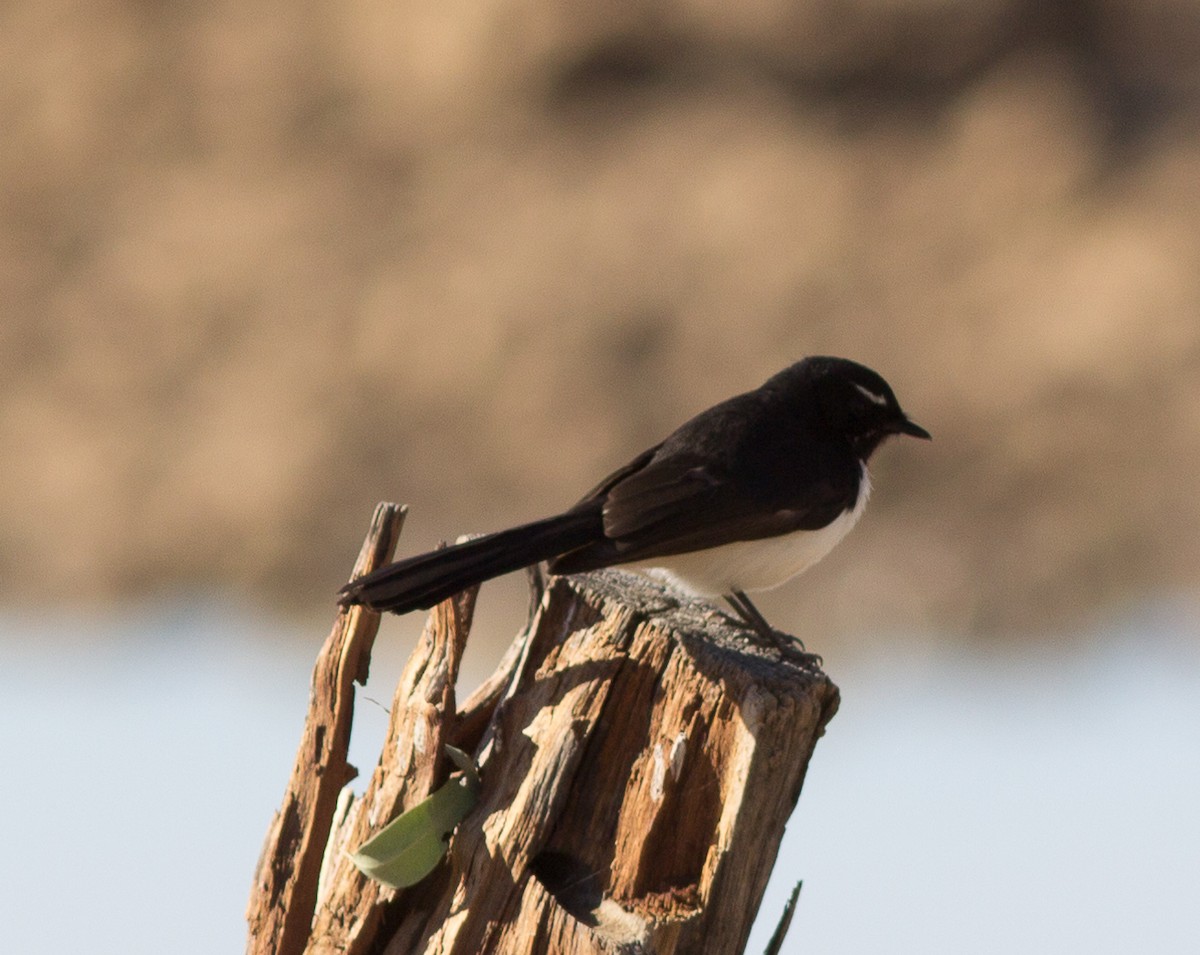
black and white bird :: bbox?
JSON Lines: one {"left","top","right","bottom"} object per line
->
{"left": 338, "top": 356, "right": 930, "bottom": 638}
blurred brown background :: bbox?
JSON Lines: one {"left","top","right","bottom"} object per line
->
{"left": 4, "top": 0, "right": 1200, "bottom": 643}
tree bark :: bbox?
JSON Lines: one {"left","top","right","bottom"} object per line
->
{"left": 248, "top": 508, "right": 840, "bottom": 955}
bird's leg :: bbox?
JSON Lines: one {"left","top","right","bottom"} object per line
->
{"left": 725, "top": 590, "right": 773, "bottom": 636}
{"left": 725, "top": 590, "right": 809, "bottom": 654}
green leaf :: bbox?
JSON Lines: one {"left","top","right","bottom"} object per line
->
{"left": 443, "top": 744, "right": 479, "bottom": 783}
{"left": 350, "top": 748, "right": 481, "bottom": 889}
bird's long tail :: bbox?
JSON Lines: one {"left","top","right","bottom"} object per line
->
{"left": 337, "top": 510, "right": 601, "bottom": 614}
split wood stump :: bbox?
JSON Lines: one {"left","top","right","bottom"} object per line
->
{"left": 247, "top": 504, "right": 840, "bottom": 955}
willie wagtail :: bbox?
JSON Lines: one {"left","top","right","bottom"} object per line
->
{"left": 338, "top": 356, "right": 930, "bottom": 639}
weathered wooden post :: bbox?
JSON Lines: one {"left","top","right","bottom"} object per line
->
{"left": 247, "top": 504, "right": 839, "bottom": 955}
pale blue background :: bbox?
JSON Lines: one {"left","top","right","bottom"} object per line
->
{"left": 2, "top": 604, "right": 1197, "bottom": 953}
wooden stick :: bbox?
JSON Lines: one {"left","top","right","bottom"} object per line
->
{"left": 245, "top": 503, "right": 406, "bottom": 955}
{"left": 304, "top": 583, "right": 478, "bottom": 953}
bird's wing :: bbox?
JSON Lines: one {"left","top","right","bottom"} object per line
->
{"left": 553, "top": 451, "right": 854, "bottom": 573}
{"left": 554, "top": 384, "right": 858, "bottom": 572}
{"left": 606, "top": 454, "right": 850, "bottom": 549}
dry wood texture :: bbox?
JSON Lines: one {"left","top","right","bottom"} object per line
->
{"left": 248, "top": 511, "right": 840, "bottom": 955}
{"left": 246, "top": 502, "right": 406, "bottom": 955}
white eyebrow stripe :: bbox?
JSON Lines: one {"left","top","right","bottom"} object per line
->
{"left": 853, "top": 382, "right": 889, "bottom": 406}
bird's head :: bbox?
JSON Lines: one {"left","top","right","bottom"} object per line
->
{"left": 802, "top": 356, "right": 931, "bottom": 459}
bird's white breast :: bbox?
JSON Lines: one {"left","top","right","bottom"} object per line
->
{"left": 627, "top": 465, "right": 871, "bottom": 597}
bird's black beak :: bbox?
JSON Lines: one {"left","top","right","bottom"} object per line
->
{"left": 895, "top": 417, "right": 932, "bottom": 440}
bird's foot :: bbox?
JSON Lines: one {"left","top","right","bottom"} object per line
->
{"left": 721, "top": 591, "right": 821, "bottom": 665}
